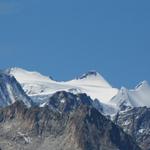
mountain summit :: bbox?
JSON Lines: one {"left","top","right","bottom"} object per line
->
{"left": 0, "top": 67, "right": 149, "bottom": 150}
{"left": 79, "top": 71, "right": 100, "bottom": 79}
{"left": 6, "top": 67, "right": 54, "bottom": 83}
{"left": 6, "top": 68, "right": 118, "bottom": 104}
{"left": 5, "top": 68, "right": 150, "bottom": 109}
{"left": 76, "top": 71, "right": 112, "bottom": 88}
{"left": 111, "top": 80, "right": 150, "bottom": 108}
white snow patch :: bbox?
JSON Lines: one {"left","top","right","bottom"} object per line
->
{"left": 60, "top": 98, "right": 65, "bottom": 103}
{"left": 124, "top": 120, "right": 131, "bottom": 126}
{"left": 18, "top": 132, "right": 32, "bottom": 143}
{"left": 6, "top": 83, "right": 16, "bottom": 103}
{"left": 138, "top": 129, "right": 145, "bottom": 133}
{"left": 110, "top": 81, "right": 150, "bottom": 108}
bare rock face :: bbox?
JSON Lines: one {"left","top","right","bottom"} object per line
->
{"left": 47, "top": 91, "right": 93, "bottom": 112}
{"left": 114, "top": 107, "right": 150, "bottom": 150}
{"left": 69, "top": 105, "right": 141, "bottom": 150}
{"left": 0, "top": 100, "right": 141, "bottom": 150}
{"left": 0, "top": 72, "right": 33, "bottom": 108}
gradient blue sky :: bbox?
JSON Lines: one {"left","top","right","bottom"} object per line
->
{"left": 0, "top": 0, "right": 150, "bottom": 88}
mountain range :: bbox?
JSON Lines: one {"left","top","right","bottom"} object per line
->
{"left": 0, "top": 67, "right": 149, "bottom": 150}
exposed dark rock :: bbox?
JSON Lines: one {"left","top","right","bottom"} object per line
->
{"left": 0, "top": 101, "right": 141, "bottom": 150}
{"left": 114, "top": 107, "right": 150, "bottom": 150}
{"left": 70, "top": 105, "right": 141, "bottom": 150}
{"left": 47, "top": 91, "right": 93, "bottom": 113}
{"left": 0, "top": 72, "right": 33, "bottom": 107}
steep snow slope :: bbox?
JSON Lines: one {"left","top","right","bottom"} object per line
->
{"left": 7, "top": 68, "right": 74, "bottom": 95}
{"left": 0, "top": 71, "right": 32, "bottom": 107}
{"left": 111, "top": 81, "right": 150, "bottom": 108}
{"left": 5, "top": 67, "right": 150, "bottom": 115}
{"left": 76, "top": 71, "right": 112, "bottom": 88}
{"left": 7, "top": 68, "right": 118, "bottom": 104}
{"left": 67, "top": 71, "right": 118, "bottom": 103}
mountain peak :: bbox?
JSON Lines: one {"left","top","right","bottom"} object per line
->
{"left": 75, "top": 71, "right": 112, "bottom": 88}
{"left": 78, "top": 71, "right": 100, "bottom": 79}
{"left": 6, "top": 67, "right": 29, "bottom": 75}
{"left": 4, "top": 67, "right": 118, "bottom": 103}
{"left": 0, "top": 71, "right": 32, "bottom": 107}
{"left": 6, "top": 67, "right": 54, "bottom": 83}
{"left": 77, "top": 71, "right": 109, "bottom": 81}
{"left": 111, "top": 80, "right": 150, "bottom": 108}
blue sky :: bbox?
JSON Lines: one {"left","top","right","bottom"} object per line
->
{"left": 0, "top": 0, "right": 150, "bottom": 88}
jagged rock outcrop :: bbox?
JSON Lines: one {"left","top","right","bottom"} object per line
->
{"left": 114, "top": 107, "right": 150, "bottom": 150}
{"left": 0, "top": 72, "right": 32, "bottom": 107}
{"left": 45, "top": 91, "right": 93, "bottom": 112}
{"left": 0, "top": 101, "right": 141, "bottom": 150}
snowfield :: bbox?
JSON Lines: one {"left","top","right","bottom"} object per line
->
{"left": 6, "top": 67, "right": 150, "bottom": 110}
{"left": 111, "top": 81, "right": 150, "bottom": 108}
{"left": 8, "top": 68, "right": 118, "bottom": 104}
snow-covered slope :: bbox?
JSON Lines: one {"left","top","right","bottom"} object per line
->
{"left": 76, "top": 71, "right": 112, "bottom": 88}
{"left": 3, "top": 67, "right": 150, "bottom": 117}
{"left": 7, "top": 68, "right": 118, "bottom": 104}
{"left": 7, "top": 67, "right": 150, "bottom": 110}
{"left": 7, "top": 67, "right": 73, "bottom": 95}
{"left": 67, "top": 71, "right": 118, "bottom": 103}
{"left": 110, "top": 81, "right": 150, "bottom": 108}
{"left": 0, "top": 71, "right": 32, "bottom": 107}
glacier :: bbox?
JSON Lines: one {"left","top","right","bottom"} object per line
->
{"left": 3, "top": 67, "right": 150, "bottom": 115}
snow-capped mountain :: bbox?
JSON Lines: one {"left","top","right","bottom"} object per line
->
{"left": 110, "top": 80, "right": 150, "bottom": 109}
{"left": 7, "top": 68, "right": 118, "bottom": 105}
{"left": 5, "top": 67, "right": 150, "bottom": 112}
{"left": 0, "top": 100, "right": 141, "bottom": 150}
{"left": 67, "top": 71, "right": 118, "bottom": 103}
{"left": 0, "top": 67, "right": 150, "bottom": 150}
{"left": 76, "top": 71, "right": 112, "bottom": 88}
{"left": 0, "top": 71, "right": 32, "bottom": 107}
